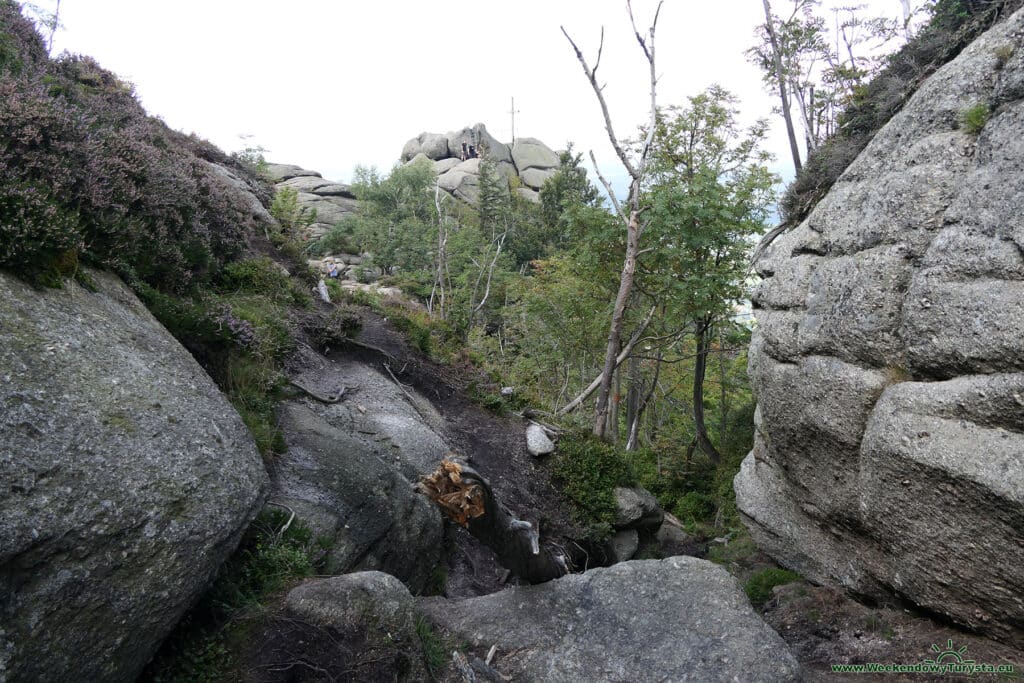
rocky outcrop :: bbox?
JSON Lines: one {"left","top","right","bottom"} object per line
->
{"left": 270, "top": 348, "right": 444, "bottom": 592}
{"left": 401, "top": 123, "right": 560, "bottom": 203}
{"left": 736, "top": 8, "right": 1024, "bottom": 646}
{"left": 418, "top": 556, "right": 801, "bottom": 682}
{"left": 0, "top": 270, "right": 268, "bottom": 682}
{"left": 266, "top": 163, "right": 359, "bottom": 240}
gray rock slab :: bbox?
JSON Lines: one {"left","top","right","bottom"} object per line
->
{"left": 519, "top": 166, "right": 556, "bottom": 190}
{"left": 738, "top": 6, "right": 1024, "bottom": 646}
{"left": 511, "top": 137, "right": 559, "bottom": 171}
{"left": 613, "top": 486, "right": 663, "bottom": 530}
{"left": 417, "top": 557, "right": 801, "bottom": 682}
{"left": 263, "top": 162, "right": 321, "bottom": 182}
{"left": 0, "top": 269, "right": 268, "bottom": 682}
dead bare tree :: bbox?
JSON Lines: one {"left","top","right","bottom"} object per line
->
{"left": 761, "top": 0, "right": 804, "bottom": 173}
{"left": 561, "top": 0, "right": 662, "bottom": 439}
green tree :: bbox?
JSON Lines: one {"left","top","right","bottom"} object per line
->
{"left": 341, "top": 156, "right": 438, "bottom": 276}
{"left": 539, "top": 144, "right": 601, "bottom": 245}
{"left": 638, "top": 86, "right": 776, "bottom": 460}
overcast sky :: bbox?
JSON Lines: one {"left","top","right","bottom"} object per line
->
{"left": 40, "top": 0, "right": 911, "bottom": 195}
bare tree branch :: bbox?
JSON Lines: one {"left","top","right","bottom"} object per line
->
{"left": 588, "top": 149, "right": 626, "bottom": 224}
{"left": 555, "top": 305, "right": 656, "bottom": 416}
{"left": 560, "top": 25, "right": 638, "bottom": 179}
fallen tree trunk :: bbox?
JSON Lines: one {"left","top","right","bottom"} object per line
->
{"left": 418, "top": 460, "right": 568, "bottom": 584}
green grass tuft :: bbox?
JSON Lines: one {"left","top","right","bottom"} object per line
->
{"left": 744, "top": 567, "right": 801, "bottom": 607}
{"left": 959, "top": 102, "right": 990, "bottom": 135}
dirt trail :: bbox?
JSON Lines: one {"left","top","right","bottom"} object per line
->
{"left": 339, "top": 310, "right": 584, "bottom": 597}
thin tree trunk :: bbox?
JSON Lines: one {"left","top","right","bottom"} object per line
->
{"left": 762, "top": 0, "right": 802, "bottom": 173}
{"left": 693, "top": 318, "right": 722, "bottom": 464}
{"left": 625, "top": 354, "right": 641, "bottom": 445}
{"left": 563, "top": 1, "right": 661, "bottom": 439}
{"left": 593, "top": 210, "right": 640, "bottom": 437}
{"left": 555, "top": 305, "right": 656, "bottom": 416}
{"left": 626, "top": 349, "right": 662, "bottom": 452}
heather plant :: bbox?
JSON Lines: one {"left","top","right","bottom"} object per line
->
{"left": 0, "top": 3, "right": 261, "bottom": 292}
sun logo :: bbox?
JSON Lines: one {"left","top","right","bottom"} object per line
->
{"left": 923, "top": 639, "right": 975, "bottom": 667}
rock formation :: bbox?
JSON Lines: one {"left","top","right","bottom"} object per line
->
{"left": 263, "top": 163, "right": 359, "bottom": 241}
{"left": 417, "top": 556, "right": 802, "bottom": 682}
{"left": 736, "top": 8, "right": 1024, "bottom": 646}
{"left": 0, "top": 270, "right": 268, "bottom": 681}
{"left": 270, "top": 347, "right": 444, "bottom": 592}
{"left": 400, "top": 123, "right": 560, "bottom": 203}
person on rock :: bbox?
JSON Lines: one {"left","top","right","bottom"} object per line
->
{"left": 327, "top": 262, "right": 339, "bottom": 279}
{"left": 468, "top": 144, "right": 477, "bottom": 159}
{"left": 461, "top": 141, "right": 469, "bottom": 161}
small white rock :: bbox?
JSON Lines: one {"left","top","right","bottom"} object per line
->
{"left": 526, "top": 424, "right": 555, "bottom": 456}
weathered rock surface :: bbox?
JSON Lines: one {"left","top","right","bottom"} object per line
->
{"left": 609, "top": 529, "right": 639, "bottom": 562}
{"left": 251, "top": 572, "right": 430, "bottom": 682}
{"left": 511, "top": 137, "right": 559, "bottom": 171}
{"left": 400, "top": 124, "right": 559, "bottom": 204}
{"left": 525, "top": 424, "right": 555, "bottom": 456}
{"left": 270, "top": 349, "right": 444, "bottom": 591}
{"left": 519, "top": 166, "right": 557, "bottom": 190}
{"left": 0, "top": 270, "right": 268, "bottom": 682}
{"left": 267, "top": 163, "right": 360, "bottom": 242}
{"left": 417, "top": 557, "right": 801, "bottom": 682}
{"left": 205, "top": 161, "right": 275, "bottom": 226}
{"left": 736, "top": 7, "right": 1024, "bottom": 646}
{"left": 286, "top": 572, "right": 416, "bottom": 632}
{"left": 263, "top": 162, "right": 321, "bottom": 183}
{"left": 613, "top": 486, "right": 664, "bottom": 530}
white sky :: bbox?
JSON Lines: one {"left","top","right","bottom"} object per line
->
{"left": 40, "top": 0, "right": 911, "bottom": 192}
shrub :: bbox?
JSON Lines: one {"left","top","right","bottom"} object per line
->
{"left": 0, "top": 6, "right": 261, "bottom": 292}
{"left": 959, "top": 102, "right": 989, "bottom": 134}
{"left": 270, "top": 186, "right": 315, "bottom": 234}
{"left": 744, "top": 568, "right": 801, "bottom": 607}
{"left": 552, "top": 434, "right": 637, "bottom": 539}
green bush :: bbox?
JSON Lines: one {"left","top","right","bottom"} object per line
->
{"left": 552, "top": 434, "right": 637, "bottom": 539}
{"left": 270, "top": 186, "right": 315, "bottom": 234}
{"left": 959, "top": 102, "right": 989, "bottom": 134}
{"left": 744, "top": 568, "right": 801, "bottom": 607}
{"left": 673, "top": 491, "right": 716, "bottom": 527}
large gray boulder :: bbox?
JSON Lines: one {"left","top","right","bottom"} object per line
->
{"left": 278, "top": 174, "right": 355, "bottom": 199}
{"left": 286, "top": 572, "right": 416, "bottom": 633}
{"left": 0, "top": 270, "right": 268, "bottom": 682}
{"left": 437, "top": 167, "right": 480, "bottom": 204}
{"left": 519, "top": 166, "right": 557, "bottom": 190}
{"left": 401, "top": 131, "right": 450, "bottom": 161}
{"left": 270, "top": 351, "right": 445, "bottom": 591}
{"left": 205, "top": 161, "right": 275, "bottom": 226}
{"left": 418, "top": 557, "right": 800, "bottom": 682}
{"left": 511, "top": 137, "right": 559, "bottom": 171}
{"left": 253, "top": 572, "right": 430, "bottom": 681}
{"left": 613, "top": 486, "right": 663, "bottom": 530}
{"left": 736, "top": 7, "right": 1024, "bottom": 647}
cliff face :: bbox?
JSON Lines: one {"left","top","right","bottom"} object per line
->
{"left": 736, "top": 7, "right": 1024, "bottom": 646}
{"left": 0, "top": 270, "right": 268, "bottom": 681}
